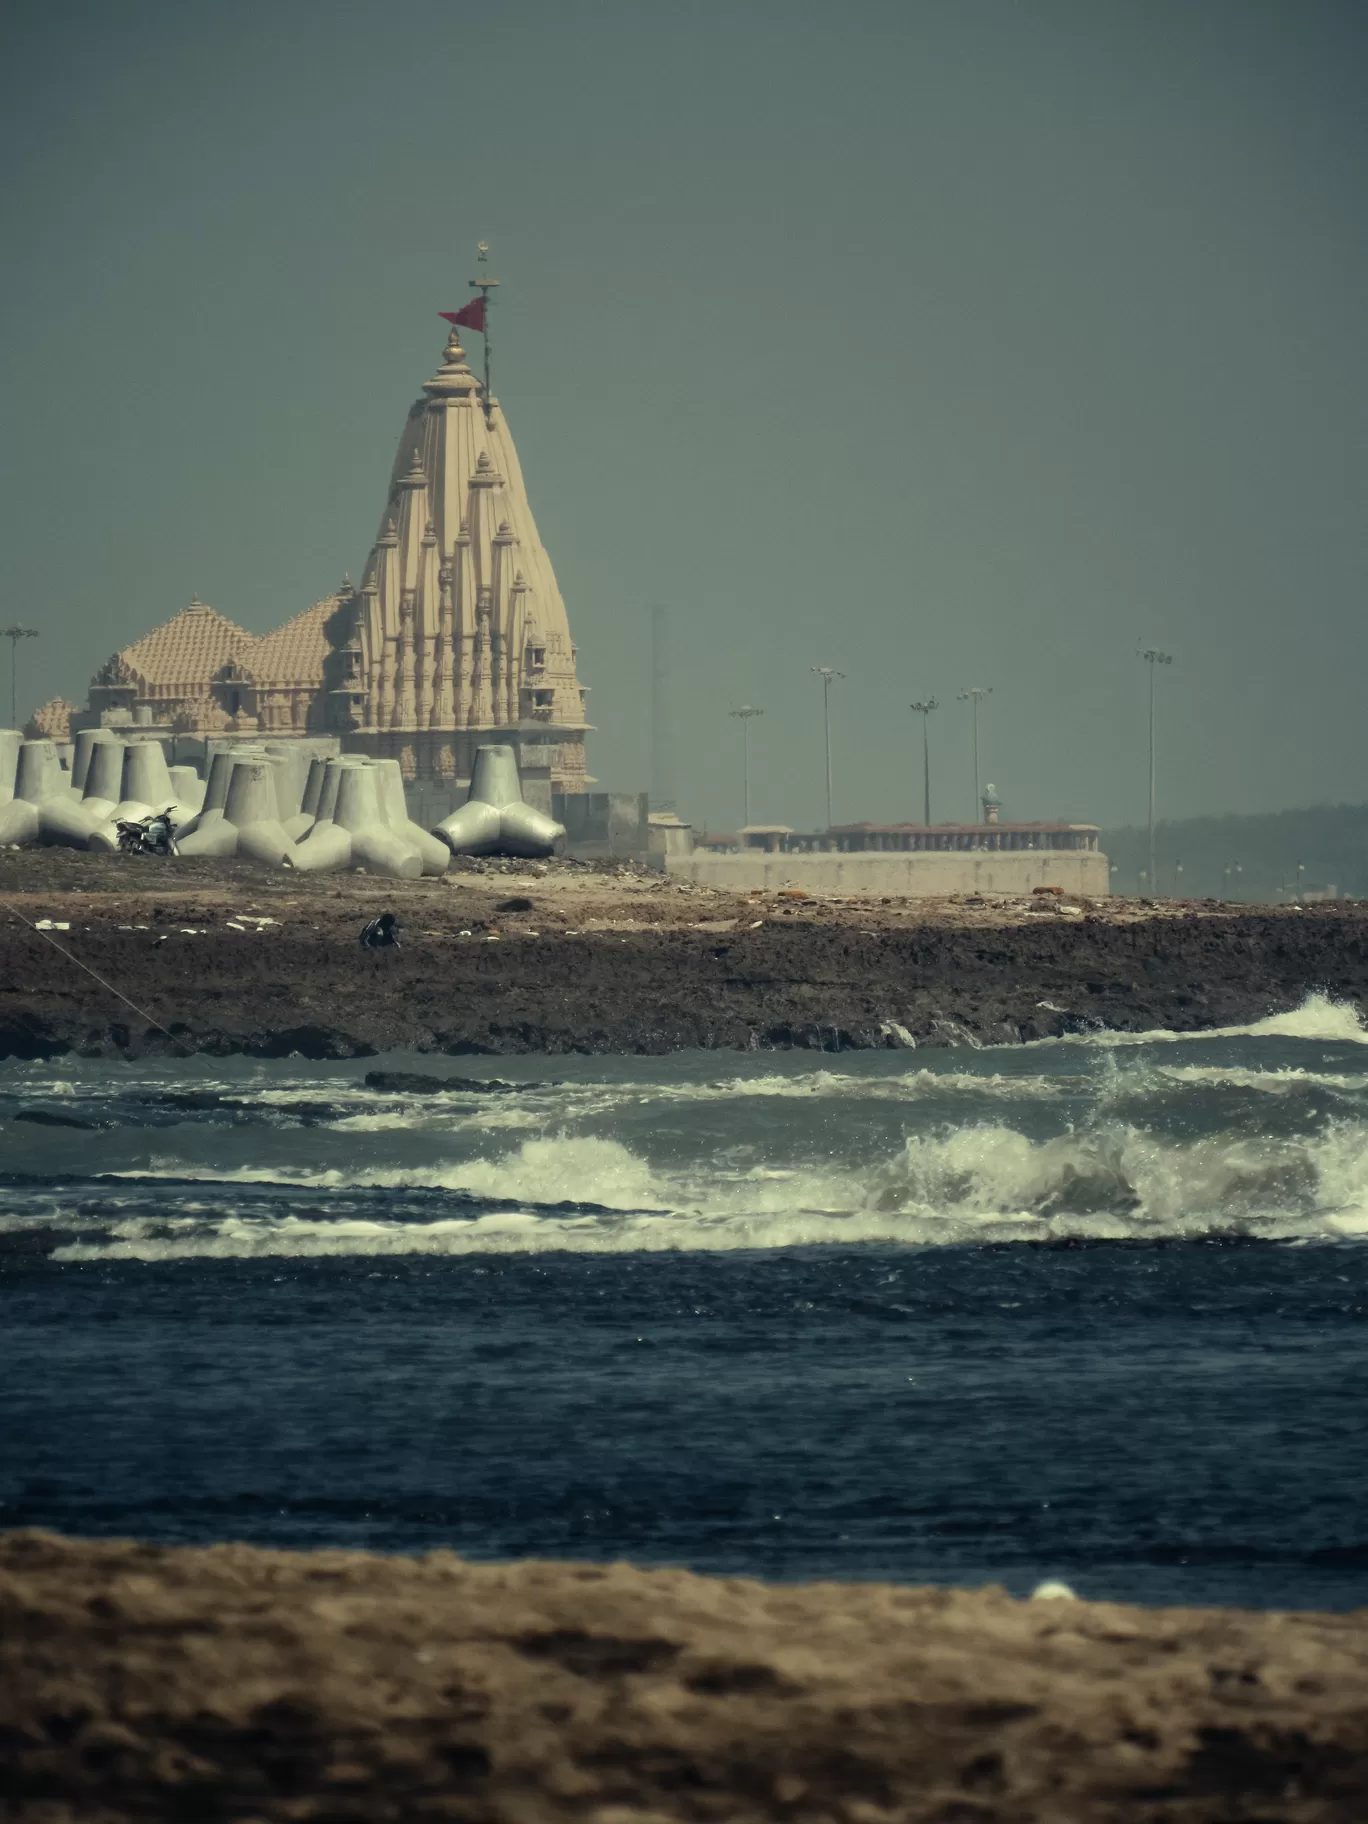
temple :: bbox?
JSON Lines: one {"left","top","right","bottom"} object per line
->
{"left": 59, "top": 321, "right": 591, "bottom": 793}
{"left": 320, "top": 323, "right": 588, "bottom": 789}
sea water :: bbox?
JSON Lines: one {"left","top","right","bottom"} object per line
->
{"left": 3, "top": 993, "right": 1368, "bottom": 1609}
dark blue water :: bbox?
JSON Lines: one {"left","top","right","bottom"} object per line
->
{"left": 4, "top": 996, "right": 1368, "bottom": 1609}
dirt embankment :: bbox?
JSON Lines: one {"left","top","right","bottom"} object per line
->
{"left": 2, "top": 1530, "right": 1366, "bottom": 1823}
{"left": 2, "top": 852, "right": 1367, "bottom": 1059}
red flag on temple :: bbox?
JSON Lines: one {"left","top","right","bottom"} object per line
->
{"left": 439, "top": 298, "right": 486, "bottom": 333}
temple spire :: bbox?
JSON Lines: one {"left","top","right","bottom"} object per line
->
{"left": 330, "top": 301, "right": 589, "bottom": 790}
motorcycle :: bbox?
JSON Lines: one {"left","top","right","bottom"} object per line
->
{"left": 115, "top": 810, "right": 179, "bottom": 857}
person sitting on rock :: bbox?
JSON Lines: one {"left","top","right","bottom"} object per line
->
{"left": 359, "top": 912, "right": 400, "bottom": 950}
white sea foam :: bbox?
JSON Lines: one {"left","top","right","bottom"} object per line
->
{"left": 325, "top": 1104, "right": 548, "bottom": 1134}
{"left": 1150, "top": 1064, "right": 1368, "bottom": 1097}
{"left": 1075, "top": 992, "right": 1368, "bottom": 1050}
{"left": 1, "top": 1067, "right": 1074, "bottom": 1142}
{"left": 47, "top": 1117, "right": 1368, "bottom": 1259}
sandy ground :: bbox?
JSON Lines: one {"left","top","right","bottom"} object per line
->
{"left": 2, "top": 1530, "right": 1366, "bottom": 1822}
{"left": 0, "top": 850, "right": 1366, "bottom": 1058}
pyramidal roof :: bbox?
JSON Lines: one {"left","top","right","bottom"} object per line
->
{"left": 113, "top": 592, "right": 343, "bottom": 694}
{"left": 120, "top": 597, "right": 254, "bottom": 691}
{"left": 25, "top": 697, "right": 77, "bottom": 741}
{"left": 250, "top": 594, "right": 340, "bottom": 687}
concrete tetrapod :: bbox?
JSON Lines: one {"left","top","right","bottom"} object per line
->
{"left": 302, "top": 755, "right": 327, "bottom": 817}
{"left": 264, "top": 746, "right": 310, "bottom": 836}
{"left": 433, "top": 744, "right": 565, "bottom": 859}
{"left": 70, "top": 728, "right": 118, "bottom": 794}
{"left": 87, "top": 743, "right": 194, "bottom": 852}
{"left": 30, "top": 736, "right": 129, "bottom": 846}
{"left": 168, "top": 766, "right": 206, "bottom": 818}
{"left": 0, "top": 741, "right": 67, "bottom": 844}
{"left": 312, "top": 755, "right": 352, "bottom": 826}
{"left": 175, "top": 748, "right": 272, "bottom": 855}
{"left": 0, "top": 729, "right": 25, "bottom": 808}
{"left": 175, "top": 750, "right": 240, "bottom": 843}
{"left": 116, "top": 741, "right": 179, "bottom": 820}
{"left": 335, "top": 764, "right": 422, "bottom": 878}
{"left": 172, "top": 753, "right": 283, "bottom": 861}
{"left": 286, "top": 758, "right": 362, "bottom": 872}
{"left": 41, "top": 735, "right": 136, "bottom": 849}
{"left": 40, "top": 781, "right": 113, "bottom": 848}
{"left": 81, "top": 738, "right": 128, "bottom": 822}
{"left": 283, "top": 756, "right": 328, "bottom": 842}
{"left": 371, "top": 759, "right": 449, "bottom": 876}
{"left": 226, "top": 759, "right": 296, "bottom": 864}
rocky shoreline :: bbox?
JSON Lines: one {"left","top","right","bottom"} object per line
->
{"left": 3, "top": 1529, "right": 1366, "bottom": 1822}
{"left": 1, "top": 852, "right": 1366, "bottom": 1059}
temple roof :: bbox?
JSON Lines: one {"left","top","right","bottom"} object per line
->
{"left": 25, "top": 697, "right": 77, "bottom": 741}
{"left": 108, "top": 593, "right": 340, "bottom": 695}
{"left": 120, "top": 598, "right": 255, "bottom": 691}
{"left": 249, "top": 595, "right": 339, "bottom": 688}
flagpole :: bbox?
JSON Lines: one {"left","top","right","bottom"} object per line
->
{"left": 471, "top": 240, "right": 499, "bottom": 426}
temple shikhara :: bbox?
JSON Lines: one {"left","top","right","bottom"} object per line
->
{"left": 56, "top": 318, "right": 590, "bottom": 793}
{"left": 328, "top": 323, "right": 587, "bottom": 787}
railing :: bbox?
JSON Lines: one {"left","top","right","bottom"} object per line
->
{"left": 732, "top": 828, "right": 1099, "bottom": 856}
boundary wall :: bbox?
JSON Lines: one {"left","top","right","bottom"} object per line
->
{"left": 667, "top": 850, "right": 1110, "bottom": 898}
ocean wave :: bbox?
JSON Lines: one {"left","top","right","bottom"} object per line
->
{"left": 14, "top": 993, "right": 1368, "bottom": 1263}
{"left": 6, "top": 994, "right": 1364, "bottom": 1136}
{"left": 45, "top": 1118, "right": 1368, "bottom": 1258}
{"left": 1074, "top": 992, "right": 1368, "bottom": 1050}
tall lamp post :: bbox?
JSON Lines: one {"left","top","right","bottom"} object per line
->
{"left": 729, "top": 704, "right": 763, "bottom": 829}
{"left": 956, "top": 686, "right": 992, "bottom": 820}
{"left": 909, "top": 698, "right": 937, "bottom": 826}
{"left": 811, "top": 667, "right": 844, "bottom": 829}
{"left": 1139, "top": 648, "right": 1173, "bottom": 897}
{"left": 2, "top": 626, "right": 39, "bottom": 730}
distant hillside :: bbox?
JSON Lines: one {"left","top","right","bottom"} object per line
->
{"left": 1103, "top": 804, "right": 1368, "bottom": 901}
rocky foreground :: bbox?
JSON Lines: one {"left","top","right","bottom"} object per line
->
{"left": 1, "top": 850, "right": 1366, "bottom": 1058}
{"left": 2, "top": 1530, "right": 1366, "bottom": 1822}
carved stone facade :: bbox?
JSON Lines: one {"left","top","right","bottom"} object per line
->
{"left": 320, "top": 326, "right": 589, "bottom": 788}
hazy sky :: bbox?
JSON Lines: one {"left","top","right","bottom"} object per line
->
{"left": 3, "top": 0, "right": 1366, "bottom": 832}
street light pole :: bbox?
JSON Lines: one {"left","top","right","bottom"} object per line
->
{"left": 2, "top": 626, "right": 39, "bottom": 730}
{"left": 909, "top": 699, "right": 937, "bottom": 826}
{"left": 1139, "top": 648, "right": 1173, "bottom": 897}
{"left": 811, "top": 667, "right": 844, "bottom": 829}
{"left": 729, "top": 705, "right": 763, "bottom": 828}
{"left": 956, "top": 687, "right": 991, "bottom": 819}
